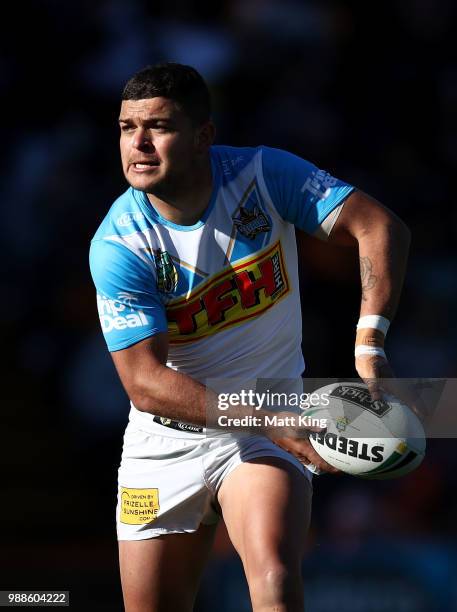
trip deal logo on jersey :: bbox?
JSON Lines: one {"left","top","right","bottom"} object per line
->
{"left": 96, "top": 292, "right": 149, "bottom": 333}
{"left": 167, "top": 240, "right": 290, "bottom": 344}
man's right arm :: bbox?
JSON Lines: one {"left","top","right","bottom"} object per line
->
{"left": 89, "top": 236, "right": 220, "bottom": 425}
{"left": 111, "top": 332, "right": 213, "bottom": 426}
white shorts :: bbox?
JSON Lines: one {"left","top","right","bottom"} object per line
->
{"left": 117, "top": 413, "right": 312, "bottom": 540}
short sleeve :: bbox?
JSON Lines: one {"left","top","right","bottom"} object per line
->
{"left": 261, "top": 146, "right": 355, "bottom": 234}
{"left": 89, "top": 239, "right": 168, "bottom": 351}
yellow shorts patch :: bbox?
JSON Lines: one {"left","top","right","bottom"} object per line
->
{"left": 120, "top": 487, "right": 160, "bottom": 525}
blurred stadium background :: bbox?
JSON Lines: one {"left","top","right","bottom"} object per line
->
{"left": 1, "top": 0, "right": 456, "bottom": 610}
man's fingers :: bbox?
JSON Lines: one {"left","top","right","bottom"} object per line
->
{"left": 304, "top": 422, "right": 327, "bottom": 433}
{"left": 365, "top": 378, "right": 383, "bottom": 401}
{"left": 378, "top": 379, "right": 430, "bottom": 422}
{"left": 357, "top": 356, "right": 395, "bottom": 402}
{"left": 275, "top": 437, "right": 340, "bottom": 474}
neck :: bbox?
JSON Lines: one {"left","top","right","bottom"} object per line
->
{"left": 146, "top": 156, "right": 213, "bottom": 226}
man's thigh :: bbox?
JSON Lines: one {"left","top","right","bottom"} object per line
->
{"left": 217, "top": 456, "right": 312, "bottom": 581}
{"left": 119, "top": 522, "right": 217, "bottom": 612}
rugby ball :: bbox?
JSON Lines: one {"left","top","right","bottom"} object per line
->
{"left": 304, "top": 382, "right": 426, "bottom": 479}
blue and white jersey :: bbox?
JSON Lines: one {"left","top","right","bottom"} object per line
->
{"left": 90, "top": 145, "right": 355, "bottom": 383}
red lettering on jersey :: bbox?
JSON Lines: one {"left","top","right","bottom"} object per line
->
{"left": 167, "top": 240, "right": 289, "bottom": 343}
{"left": 167, "top": 300, "right": 204, "bottom": 334}
{"left": 235, "top": 259, "right": 276, "bottom": 308}
{"left": 202, "top": 279, "right": 237, "bottom": 325}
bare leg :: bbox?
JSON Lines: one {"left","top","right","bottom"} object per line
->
{"left": 218, "top": 457, "right": 312, "bottom": 612}
{"left": 119, "top": 522, "right": 217, "bottom": 612}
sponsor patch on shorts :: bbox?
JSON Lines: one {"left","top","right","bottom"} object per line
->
{"left": 120, "top": 487, "right": 160, "bottom": 525}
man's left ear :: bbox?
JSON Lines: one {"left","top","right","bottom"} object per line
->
{"left": 195, "top": 121, "right": 216, "bottom": 152}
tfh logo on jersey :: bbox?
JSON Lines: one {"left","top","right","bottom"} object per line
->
{"left": 166, "top": 240, "right": 290, "bottom": 344}
{"left": 154, "top": 250, "right": 178, "bottom": 293}
{"left": 97, "top": 292, "right": 149, "bottom": 333}
{"left": 232, "top": 206, "right": 271, "bottom": 240}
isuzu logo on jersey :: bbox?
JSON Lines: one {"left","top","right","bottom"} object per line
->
{"left": 96, "top": 293, "right": 149, "bottom": 333}
{"left": 167, "top": 240, "right": 290, "bottom": 343}
{"left": 154, "top": 249, "right": 178, "bottom": 293}
{"left": 116, "top": 211, "right": 145, "bottom": 227}
{"left": 232, "top": 205, "right": 271, "bottom": 240}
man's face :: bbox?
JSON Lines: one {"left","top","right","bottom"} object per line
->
{"left": 119, "top": 97, "right": 203, "bottom": 194}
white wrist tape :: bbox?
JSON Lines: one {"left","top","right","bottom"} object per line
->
{"left": 355, "top": 345, "right": 387, "bottom": 359}
{"left": 304, "top": 463, "right": 323, "bottom": 475}
{"left": 357, "top": 315, "right": 390, "bottom": 336}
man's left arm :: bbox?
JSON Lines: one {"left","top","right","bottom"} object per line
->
{"left": 328, "top": 190, "right": 411, "bottom": 393}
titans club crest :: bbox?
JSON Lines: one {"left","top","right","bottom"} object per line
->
{"left": 232, "top": 206, "right": 271, "bottom": 240}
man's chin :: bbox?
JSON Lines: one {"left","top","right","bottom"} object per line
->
{"left": 126, "top": 173, "right": 163, "bottom": 194}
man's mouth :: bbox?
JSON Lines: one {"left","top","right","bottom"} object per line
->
{"left": 131, "top": 160, "right": 160, "bottom": 171}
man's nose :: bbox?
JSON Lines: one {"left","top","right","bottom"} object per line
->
{"left": 132, "top": 128, "right": 154, "bottom": 150}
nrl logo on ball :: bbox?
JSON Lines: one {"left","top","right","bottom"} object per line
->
{"left": 232, "top": 206, "right": 271, "bottom": 240}
{"left": 336, "top": 416, "right": 350, "bottom": 432}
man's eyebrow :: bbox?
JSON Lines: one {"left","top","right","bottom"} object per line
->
{"left": 118, "top": 117, "right": 173, "bottom": 123}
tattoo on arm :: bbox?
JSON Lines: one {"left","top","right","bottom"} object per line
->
{"left": 360, "top": 256, "right": 377, "bottom": 301}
